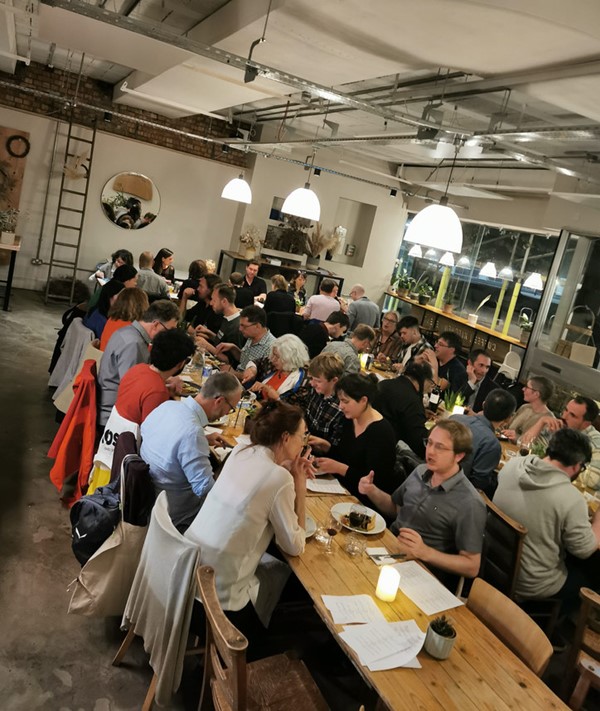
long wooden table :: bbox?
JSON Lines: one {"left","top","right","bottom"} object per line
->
{"left": 285, "top": 493, "right": 568, "bottom": 711}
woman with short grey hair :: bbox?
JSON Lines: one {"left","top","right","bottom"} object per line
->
{"left": 250, "top": 334, "right": 308, "bottom": 401}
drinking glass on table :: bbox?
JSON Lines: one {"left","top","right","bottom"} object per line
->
{"left": 324, "top": 514, "right": 342, "bottom": 554}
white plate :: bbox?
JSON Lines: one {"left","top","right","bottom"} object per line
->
{"left": 305, "top": 515, "right": 317, "bottom": 538}
{"left": 331, "top": 503, "right": 386, "bottom": 535}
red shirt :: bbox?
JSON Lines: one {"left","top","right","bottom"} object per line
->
{"left": 100, "top": 318, "right": 132, "bottom": 351}
{"left": 114, "top": 363, "right": 169, "bottom": 424}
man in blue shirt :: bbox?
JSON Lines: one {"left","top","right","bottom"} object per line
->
{"left": 140, "top": 372, "right": 242, "bottom": 529}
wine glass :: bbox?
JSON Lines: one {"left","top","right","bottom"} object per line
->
{"left": 325, "top": 514, "right": 342, "bottom": 554}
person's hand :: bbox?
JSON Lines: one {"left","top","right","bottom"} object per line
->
{"left": 375, "top": 352, "right": 387, "bottom": 363}
{"left": 544, "top": 417, "right": 564, "bottom": 433}
{"left": 289, "top": 446, "right": 317, "bottom": 481}
{"left": 466, "top": 361, "right": 478, "bottom": 384}
{"left": 219, "top": 363, "right": 234, "bottom": 373}
{"left": 165, "top": 375, "right": 183, "bottom": 395}
{"left": 195, "top": 335, "right": 211, "bottom": 351}
{"left": 249, "top": 381, "right": 263, "bottom": 393}
{"left": 392, "top": 362, "right": 403, "bottom": 373}
{"left": 241, "top": 366, "right": 257, "bottom": 384}
{"left": 215, "top": 342, "right": 234, "bottom": 354}
{"left": 397, "top": 528, "right": 429, "bottom": 560}
{"left": 358, "top": 470, "right": 376, "bottom": 497}
{"left": 206, "top": 432, "right": 231, "bottom": 448}
{"left": 502, "top": 428, "right": 517, "bottom": 441}
{"left": 307, "top": 435, "right": 331, "bottom": 453}
{"left": 94, "top": 270, "right": 104, "bottom": 279}
{"left": 182, "top": 287, "right": 195, "bottom": 299}
{"left": 314, "top": 457, "right": 346, "bottom": 476}
{"left": 195, "top": 324, "right": 211, "bottom": 337}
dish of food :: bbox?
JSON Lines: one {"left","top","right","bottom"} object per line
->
{"left": 180, "top": 381, "right": 201, "bottom": 396}
{"left": 305, "top": 515, "right": 317, "bottom": 538}
{"left": 330, "top": 503, "right": 386, "bottom": 535}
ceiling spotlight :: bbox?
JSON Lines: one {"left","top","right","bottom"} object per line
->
{"left": 456, "top": 256, "right": 470, "bottom": 268}
{"left": 479, "top": 262, "right": 497, "bottom": 279}
{"left": 498, "top": 266, "right": 514, "bottom": 281}
{"left": 313, "top": 168, "right": 321, "bottom": 176}
{"left": 390, "top": 189, "right": 398, "bottom": 197}
{"left": 523, "top": 272, "right": 544, "bottom": 291}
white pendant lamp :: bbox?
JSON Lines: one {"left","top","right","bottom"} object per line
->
{"left": 479, "top": 262, "right": 497, "bottom": 278}
{"left": 439, "top": 251, "right": 454, "bottom": 266}
{"left": 523, "top": 272, "right": 544, "bottom": 291}
{"left": 456, "top": 256, "right": 471, "bottom": 268}
{"left": 498, "top": 266, "right": 514, "bottom": 281}
{"left": 221, "top": 174, "right": 252, "bottom": 204}
{"left": 404, "top": 147, "right": 463, "bottom": 253}
{"left": 408, "top": 244, "right": 422, "bottom": 258}
{"left": 424, "top": 248, "right": 438, "bottom": 260}
{"left": 282, "top": 181, "right": 321, "bottom": 221}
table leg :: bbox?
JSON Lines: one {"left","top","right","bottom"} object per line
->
{"left": 3, "top": 249, "right": 17, "bottom": 311}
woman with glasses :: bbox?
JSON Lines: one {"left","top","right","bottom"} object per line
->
{"left": 358, "top": 419, "right": 486, "bottom": 585}
{"left": 314, "top": 373, "right": 397, "bottom": 509}
{"left": 502, "top": 375, "right": 554, "bottom": 441}
{"left": 372, "top": 310, "right": 403, "bottom": 365}
{"left": 288, "top": 270, "right": 307, "bottom": 309}
{"left": 185, "top": 400, "right": 315, "bottom": 648}
{"left": 250, "top": 334, "right": 308, "bottom": 401}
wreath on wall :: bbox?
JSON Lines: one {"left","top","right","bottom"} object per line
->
{"left": 6, "top": 135, "right": 30, "bottom": 158}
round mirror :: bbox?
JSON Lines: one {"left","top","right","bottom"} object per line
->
{"left": 101, "top": 172, "right": 160, "bottom": 229}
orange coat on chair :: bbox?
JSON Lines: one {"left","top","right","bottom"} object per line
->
{"left": 48, "top": 359, "right": 98, "bottom": 505}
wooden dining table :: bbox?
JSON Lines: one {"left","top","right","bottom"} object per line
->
{"left": 284, "top": 492, "right": 568, "bottom": 711}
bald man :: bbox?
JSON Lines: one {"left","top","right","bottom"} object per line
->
{"left": 347, "top": 284, "right": 380, "bottom": 330}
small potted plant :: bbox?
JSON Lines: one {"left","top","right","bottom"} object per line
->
{"left": 424, "top": 615, "right": 457, "bottom": 660}
{"left": 0, "top": 207, "right": 19, "bottom": 244}
{"left": 239, "top": 225, "right": 263, "bottom": 259}
{"left": 442, "top": 390, "right": 465, "bottom": 415}
{"left": 418, "top": 282, "right": 434, "bottom": 306}
{"left": 442, "top": 286, "right": 457, "bottom": 314}
{"left": 395, "top": 272, "right": 415, "bottom": 298}
{"left": 519, "top": 311, "right": 533, "bottom": 344}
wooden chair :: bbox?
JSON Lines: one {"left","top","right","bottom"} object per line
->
{"left": 478, "top": 491, "right": 527, "bottom": 599}
{"left": 563, "top": 587, "right": 600, "bottom": 704}
{"left": 196, "top": 565, "right": 328, "bottom": 711}
{"left": 467, "top": 578, "right": 553, "bottom": 676}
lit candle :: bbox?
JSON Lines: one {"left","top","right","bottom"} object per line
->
{"left": 375, "top": 565, "right": 400, "bottom": 602}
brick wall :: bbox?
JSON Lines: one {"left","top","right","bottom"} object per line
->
{"left": 0, "top": 61, "right": 247, "bottom": 168}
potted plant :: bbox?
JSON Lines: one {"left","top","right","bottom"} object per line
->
{"left": 239, "top": 225, "right": 263, "bottom": 258}
{"left": 395, "top": 272, "right": 415, "bottom": 298}
{"left": 0, "top": 207, "right": 19, "bottom": 244}
{"left": 442, "top": 390, "right": 465, "bottom": 415}
{"left": 442, "top": 286, "right": 458, "bottom": 314}
{"left": 519, "top": 312, "right": 533, "bottom": 344}
{"left": 424, "top": 615, "right": 457, "bottom": 660}
{"left": 418, "top": 282, "right": 434, "bottom": 306}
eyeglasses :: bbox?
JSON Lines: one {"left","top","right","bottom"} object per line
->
{"left": 219, "top": 394, "right": 238, "bottom": 414}
{"left": 423, "top": 438, "right": 454, "bottom": 453}
{"left": 523, "top": 385, "right": 540, "bottom": 393}
{"left": 579, "top": 462, "right": 588, "bottom": 473}
{"left": 155, "top": 321, "right": 168, "bottom": 332}
{"left": 292, "top": 431, "right": 310, "bottom": 445}
{"left": 435, "top": 341, "right": 450, "bottom": 349}
{"left": 382, "top": 317, "right": 398, "bottom": 324}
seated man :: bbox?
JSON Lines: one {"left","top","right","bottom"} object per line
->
{"left": 229, "top": 271, "right": 254, "bottom": 308}
{"left": 373, "top": 361, "right": 433, "bottom": 458}
{"left": 494, "top": 428, "right": 600, "bottom": 609}
{"left": 216, "top": 305, "right": 275, "bottom": 383}
{"left": 322, "top": 324, "right": 375, "bottom": 374}
{"left": 502, "top": 375, "right": 554, "bottom": 441}
{"left": 136, "top": 250, "right": 169, "bottom": 298}
{"left": 303, "top": 278, "right": 340, "bottom": 322}
{"left": 98, "top": 299, "right": 179, "bottom": 428}
{"left": 299, "top": 310, "right": 349, "bottom": 359}
{"left": 195, "top": 284, "right": 243, "bottom": 358}
{"left": 421, "top": 330, "right": 467, "bottom": 393}
{"left": 140, "top": 372, "right": 242, "bottom": 529}
{"left": 395, "top": 315, "right": 432, "bottom": 371}
{"left": 521, "top": 395, "right": 600, "bottom": 490}
{"left": 242, "top": 259, "right": 267, "bottom": 301}
{"left": 180, "top": 273, "right": 223, "bottom": 335}
{"left": 346, "top": 284, "right": 380, "bottom": 330}
{"left": 359, "top": 420, "right": 486, "bottom": 585}
{"left": 457, "top": 349, "right": 495, "bottom": 413}
{"left": 451, "top": 388, "right": 517, "bottom": 496}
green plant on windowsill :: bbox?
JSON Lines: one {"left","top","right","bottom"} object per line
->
{"left": 443, "top": 390, "right": 465, "bottom": 413}
{"left": 418, "top": 282, "right": 434, "bottom": 297}
{"left": 519, "top": 313, "right": 533, "bottom": 332}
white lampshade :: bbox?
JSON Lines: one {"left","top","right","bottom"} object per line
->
{"left": 408, "top": 244, "right": 422, "bottom": 258}
{"left": 456, "top": 256, "right": 471, "bottom": 268}
{"left": 221, "top": 174, "right": 252, "bottom": 204}
{"left": 439, "top": 251, "right": 454, "bottom": 267}
{"left": 479, "top": 261, "right": 497, "bottom": 279}
{"left": 498, "top": 266, "right": 514, "bottom": 281}
{"left": 523, "top": 272, "right": 544, "bottom": 291}
{"left": 282, "top": 182, "right": 321, "bottom": 221}
{"left": 404, "top": 204, "right": 463, "bottom": 253}
{"left": 424, "top": 248, "right": 438, "bottom": 260}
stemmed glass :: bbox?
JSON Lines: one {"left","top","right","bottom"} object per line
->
{"left": 324, "top": 514, "right": 342, "bottom": 554}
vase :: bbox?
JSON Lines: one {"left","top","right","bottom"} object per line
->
{"left": 442, "top": 303, "right": 454, "bottom": 314}
{"left": 418, "top": 295, "right": 430, "bottom": 306}
{"left": 0, "top": 231, "right": 15, "bottom": 245}
{"left": 243, "top": 246, "right": 257, "bottom": 259}
{"left": 520, "top": 329, "right": 531, "bottom": 345}
{"left": 396, "top": 288, "right": 409, "bottom": 298}
{"left": 424, "top": 625, "right": 456, "bottom": 660}
{"left": 409, "top": 292, "right": 419, "bottom": 302}
{"left": 306, "top": 255, "right": 320, "bottom": 269}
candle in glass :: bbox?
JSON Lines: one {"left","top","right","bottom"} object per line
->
{"left": 375, "top": 565, "right": 400, "bottom": 601}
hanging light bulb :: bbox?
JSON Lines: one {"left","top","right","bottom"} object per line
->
{"left": 221, "top": 174, "right": 252, "bottom": 204}
{"left": 479, "top": 262, "right": 497, "bottom": 278}
{"left": 523, "top": 272, "right": 544, "bottom": 290}
{"left": 424, "top": 248, "right": 438, "bottom": 260}
{"left": 456, "top": 256, "right": 471, "bottom": 268}
{"left": 408, "top": 244, "right": 422, "bottom": 258}
{"left": 498, "top": 266, "right": 514, "bottom": 281}
{"left": 439, "top": 251, "right": 454, "bottom": 266}
{"left": 403, "top": 146, "right": 463, "bottom": 253}
{"left": 281, "top": 182, "right": 321, "bottom": 220}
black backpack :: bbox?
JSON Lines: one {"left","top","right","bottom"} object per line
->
{"left": 70, "top": 480, "right": 121, "bottom": 565}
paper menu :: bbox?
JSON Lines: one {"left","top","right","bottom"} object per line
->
{"left": 307, "top": 476, "right": 348, "bottom": 494}
{"left": 394, "top": 560, "right": 463, "bottom": 616}
{"left": 321, "top": 594, "right": 386, "bottom": 625}
{"left": 339, "top": 620, "right": 425, "bottom": 671}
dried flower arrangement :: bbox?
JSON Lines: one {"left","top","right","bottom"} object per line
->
{"left": 305, "top": 223, "right": 343, "bottom": 258}
{"left": 239, "top": 225, "right": 263, "bottom": 251}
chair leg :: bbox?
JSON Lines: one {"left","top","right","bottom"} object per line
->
{"left": 141, "top": 673, "right": 158, "bottom": 711}
{"left": 112, "top": 626, "right": 136, "bottom": 666}
{"left": 569, "top": 672, "right": 591, "bottom": 710}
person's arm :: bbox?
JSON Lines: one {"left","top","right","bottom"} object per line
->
{"left": 215, "top": 342, "right": 242, "bottom": 361}
{"left": 303, "top": 297, "right": 313, "bottom": 319}
{"left": 563, "top": 498, "right": 600, "bottom": 556}
{"left": 179, "top": 287, "right": 195, "bottom": 314}
{"left": 357, "top": 471, "right": 396, "bottom": 517}
{"left": 180, "top": 430, "right": 215, "bottom": 499}
{"left": 521, "top": 415, "right": 562, "bottom": 445}
{"left": 396, "top": 529, "right": 481, "bottom": 577}
{"left": 347, "top": 303, "right": 358, "bottom": 331}
{"left": 469, "top": 438, "right": 502, "bottom": 487}
{"left": 195, "top": 335, "right": 218, "bottom": 357}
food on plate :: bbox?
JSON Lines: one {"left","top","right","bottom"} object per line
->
{"left": 343, "top": 509, "right": 375, "bottom": 531}
{"left": 181, "top": 381, "right": 201, "bottom": 395}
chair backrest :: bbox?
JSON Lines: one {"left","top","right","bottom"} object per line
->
{"left": 467, "top": 578, "right": 553, "bottom": 676}
{"left": 196, "top": 565, "right": 248, "bottom": 711}
{"left": 564, "top": 587, "right": 600, "bottom": 694}
{"left": 496, "top": 349, "right": 521, "bottom": 382}
{"left": 122, "top": 492, "right": 200, "bottom": 706}
{"left": 267, "top": 311, "right": 298, "bottom": 338}
{"left": 478, "top": 491, "right": 527, "bottom": 599}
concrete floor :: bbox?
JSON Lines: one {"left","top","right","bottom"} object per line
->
{"left": 0, "top": 290, "right": 162, "bottom": 711}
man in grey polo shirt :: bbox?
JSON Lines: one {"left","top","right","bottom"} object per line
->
{"left": 346, "top": 284, "right": 380, "bottom": 330}
{"left": 323, "top": 324, "right": 376, "bottom": 374}
{"left": 98, "top": 299, "right": 179, "bottom": 426}
{"left": 359, "top": 419, "right": 486, "bottom": 583}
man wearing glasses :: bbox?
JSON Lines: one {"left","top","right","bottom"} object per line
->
{"left": 494, "top": 428, "right": 600, "bottom": 610}
{"left": 420, "top": 330, "right": 467, "bottom": 392}
{"left": 140, "top": 372, "right": 242, "bottom": 529}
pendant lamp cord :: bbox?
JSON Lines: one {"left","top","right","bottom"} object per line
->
{"left": 443, "top": 143, "right": 459, "bottom": 200}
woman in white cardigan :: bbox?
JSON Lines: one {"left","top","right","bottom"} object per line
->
{"left": 250, "top": 333, "right": 309, "bottom": 401}
{"left": 185, "top": 400, "right": 315, "bottom": 648}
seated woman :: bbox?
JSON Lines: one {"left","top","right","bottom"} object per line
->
{"left": 502, "top": 375, "right": 554, "bottom": 441}
{"left": 372, "top": 310, "right": 403, "bottom": 365}
{"left": 83, "top": 279, "right": 125, "bottom": 339}
{"left": 153, "top": 247, "right": 175, "bottom": 283}
{"left": 264, "top": 274, "right": 296, "bottom": 314}
{"left": 99, "top": 287, "right": 149, "bottom": 350}
{"left": 250, "top": 334, "right": 308, "bottom": 401}
{"left": 288, "top": 270, "right": 307, "bottom": 309}
{"left": 315, "top": 373, "right": 398, "bottom": 507}
{"left": 88, "top": 248, "right": 133, "bottom": 282}
{"left": 184, "top": 401, "right": 313, "bottom": 642}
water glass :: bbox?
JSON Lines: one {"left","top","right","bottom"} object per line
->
{"left": 345, "top": 533, "right": 366, "bottom": 557}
